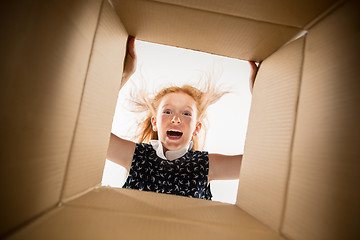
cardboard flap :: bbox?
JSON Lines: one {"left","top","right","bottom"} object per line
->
{"left": 236, "top": 37, "right": 305, "bottom": 231}
{"left": 8, "top": 188, "right": 283, "bottom": 240}
{"left": 60, "top": 0, "right": 128, "bottom": 201}
{"left": 0, "top": 0, "right": 102, "bottom": 236}
{"left": 282, "top": 0, "right": 360, "bottom": 239}
{"left": 112, "top": 0, "right": 302, "bottom": 61}
{"left": 152, "top": 0, "right": 339, "bottom": 28}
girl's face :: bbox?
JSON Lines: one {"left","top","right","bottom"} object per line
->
{"left": 151, "top": 92, "right": 201, "bottom": 152}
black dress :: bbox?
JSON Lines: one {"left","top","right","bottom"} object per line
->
{"left": 122, "top": 143, "right": 212, "bottom": 200}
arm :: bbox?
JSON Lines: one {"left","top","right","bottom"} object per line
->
{"left": 106, "top": 36, "right": 137, "bottom": 171}
{"left": 208, "top": 154, "right": 242, "bottom": 181}
{"left": 120, "top": 36, "right": 137, "bottom": 89}
{"left": 107, "top": 133, "right": 136, "bottom": 172}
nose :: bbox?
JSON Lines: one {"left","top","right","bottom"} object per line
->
{"left": 171, "top": 115, "right": 181, "bottom": 123}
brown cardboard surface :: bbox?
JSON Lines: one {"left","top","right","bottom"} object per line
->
{"left": 236, "top": 37, "right": 305, "bottom": 231}
{"left": 68, "top": 187, "right": 275, "bottom": 230}
{"left": 0, "top": 0, "right": 101, "bottom": 237}
{"left": 2, "top": 0, "right": 358, "bottom": 238}
{"left": 60, "top": 0, "right": 128, "bottom": 200}
{"left": 112, "top": 0, "right": 301, "bottom": 62}
{"left": 282, "top": 0, "right": 360, "bottom": 239}
{"left": 152, "top": 0, "right": 339, "bottom": 28}
{"left": 9, "top": 187, "right": 283, "bottom": 240}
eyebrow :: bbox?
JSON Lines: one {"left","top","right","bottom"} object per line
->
{"left": 162, "top": 104, "right": 194, "bottom": 111}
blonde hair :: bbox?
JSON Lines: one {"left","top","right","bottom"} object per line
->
{"left": 132, "top": 84, "right": 227, "bottom": 151}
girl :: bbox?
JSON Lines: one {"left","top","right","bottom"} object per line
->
{"left": 107, "top": 37, "right": 258, "bottom": 200}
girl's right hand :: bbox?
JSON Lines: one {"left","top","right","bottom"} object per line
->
{"left": 121, "top": 36, "right": 137, "bottom": 88}
{"left": 248, "top": 61, "right": 259, "bottom": 94}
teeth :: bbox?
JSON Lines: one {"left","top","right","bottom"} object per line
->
{"left": 167, "top": 129, "right": 183, "bottom": 138}
{"left": 168, "top": 129, "right": 182, "bottom": 133}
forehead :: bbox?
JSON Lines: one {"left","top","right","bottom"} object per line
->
{"left": 159, "top": 92, "right": 197, "bottom": 109}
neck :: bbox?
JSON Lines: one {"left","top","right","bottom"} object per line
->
{"left": 149, "top": 140, "right": 193, "bottom": 161}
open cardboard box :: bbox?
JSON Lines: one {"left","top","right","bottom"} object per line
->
{"left": 1, "top": 0, "right": 359, "bottom": 239}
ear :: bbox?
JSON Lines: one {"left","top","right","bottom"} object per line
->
{"left": 193, "top": 122, "right": 202, "bottom": 136}
{"left": 151, "top": 116, "right": 157, "bottom": 132}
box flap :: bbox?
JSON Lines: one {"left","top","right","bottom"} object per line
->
{"left": 68, "top": 187, "right": 265, "bottom": 228}
{"left": 112, "top": 0, "right": 302, "bottom": 61}
{"left": 0, "top": 0, "right": 101, "bottom": 236}
{"left": 8, "top": 188, "right": 283, "bottom": 240}
{"left": 282, "top": 0, "right": 360, "bottom": 239}
{"left": 236, "top": 37, "right": 305, "bottom": 231}
{"left": 60, "top": 0, "right": 128, "bottom": 201}
{"left": 152, "top": 0, "right": 339, "bottom": 28}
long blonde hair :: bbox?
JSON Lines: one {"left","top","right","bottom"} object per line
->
{"left": 132, "top": 84, "right": 227, "bottom": 150}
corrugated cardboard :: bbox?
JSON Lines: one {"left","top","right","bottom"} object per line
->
{"left": 8, "top": 188, "right": 283, "bottom": 240}
{"left": 0, "top": 0, "right": 102, "bottom": 236}
{"left": 282, "top": 0, "right": 360, "bottom": 239}
{"left": 152, "top": 0, "right": 339, "bottom": 28}
{"left": 1, "top": 0, "right": 359, "bottom": 239}
{"left": 60, "top": 0, "right": 128, "bottom": 201}
{"left": 237, "top": 37, "right": 305, "bottom": 231}
{"left": 112, "top": 0, "right": 302, "bottom": 61}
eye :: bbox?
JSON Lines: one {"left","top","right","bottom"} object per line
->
{"left": 183, "top": 112, "right": 192, "bottom": 116}
{"left": 163, "top": 110, "right": 172, "bottom": 114}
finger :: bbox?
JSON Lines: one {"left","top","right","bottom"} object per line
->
{"left": 248, "top": 60, "right": 258, "bottom": 68}
{"left": 127, "top": 36, "right": 136, "bottom": 58}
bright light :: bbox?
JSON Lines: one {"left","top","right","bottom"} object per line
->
{"left": 102, "top": 40, "right": 252, "bottom": 204}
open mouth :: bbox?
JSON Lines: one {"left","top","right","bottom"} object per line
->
{"left": 166, "top": 130, "right": 183, "bottom": 139}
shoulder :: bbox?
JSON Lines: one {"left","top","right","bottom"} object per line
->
{"left": 133, "top": 142, "right": 156, "bottom": 155}
{"left": 188, "top": 150, "right": 208, "bottom": 158}
{"left": 187, "top": 150, "right": 209, "bottom": 165}
{"left": 136, "top": 142, "right": 150, "bottom": 149}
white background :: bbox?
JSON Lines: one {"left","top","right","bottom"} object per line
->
{"left": 101, "top": 40, "right": 252, "bottom": 204}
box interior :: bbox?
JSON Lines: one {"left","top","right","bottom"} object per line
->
{"left": 1, "top": 0, "right": 359, "bottom": 239}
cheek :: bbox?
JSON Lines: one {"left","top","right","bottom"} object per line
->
{"left": 184, "top": 118, "right": 196, "bottom": 130}
{"left": 158, "top": 115, "right": 170, "bottom": 127}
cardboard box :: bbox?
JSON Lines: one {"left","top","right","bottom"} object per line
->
{"left": 1, "top": 0, "right": 359, "bottom": 239}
